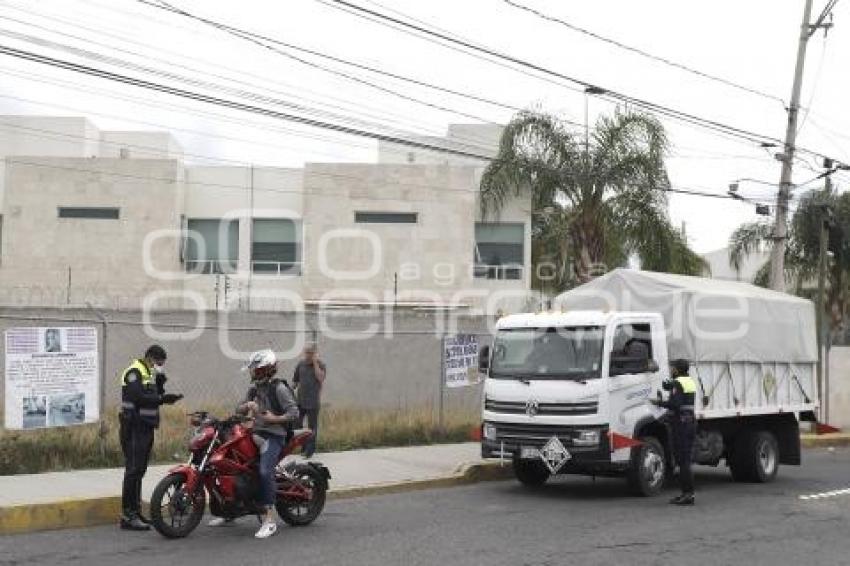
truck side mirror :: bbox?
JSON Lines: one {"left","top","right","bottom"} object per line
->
{"left": 478, "top": 344, "right": 491, "bottom": 375}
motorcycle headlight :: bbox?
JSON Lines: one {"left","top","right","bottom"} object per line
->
{"left": 573, "top": 429, "right": 600, "bottom": 446}
{"left": 483, "top": 423, "right": 498, "bottom": 441}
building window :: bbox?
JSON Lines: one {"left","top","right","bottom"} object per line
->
{"left": 355, "top": 212, "right": 418, "bottom": 224}
{"left": 474, "top": 223, "right": 524, "bottom": 280}
{"left": 185, "top": 218, "right": 239, "bottom": 274}
{"left": 252, "top": 219, "right": 301, "bottom": 275}
{"left": 57, "top": 207, "right": 120, "bottom": 219}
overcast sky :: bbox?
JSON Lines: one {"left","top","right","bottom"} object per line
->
{"left": 1, "top": 0, "right": 848, "bottom": 253}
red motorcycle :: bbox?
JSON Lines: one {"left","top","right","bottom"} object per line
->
{"left": 150, "top": 410, "right": 330, "bottom": 538}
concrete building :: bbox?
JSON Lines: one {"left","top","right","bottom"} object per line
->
{"left": 0, "top": 116, "right": 531, "bottom": 313}
{"left": 701, "top": 246, "right": 770, "bottom": 283}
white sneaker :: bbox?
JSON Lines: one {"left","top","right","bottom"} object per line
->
{"left": 208, "top": 517, "right": 234, "bottom": 527}
{"left": 254, "top": 520, "right": 278, "bottom": 539}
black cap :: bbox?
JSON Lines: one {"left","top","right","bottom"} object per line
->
{"left": 670, "top": 358, "right": 690, "bottom": 376}
{"left": 144, "top": 345, "right": 167, "bottom": 362}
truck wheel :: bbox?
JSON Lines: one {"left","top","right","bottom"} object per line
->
{"left": 513, "top": 458, "right": 550, "bottom": 487}
{"left": 730, "top": 430, "right": 779, "bottom": 483}
{"left": 627, "top": 436, "right": 666, "bottom": 497}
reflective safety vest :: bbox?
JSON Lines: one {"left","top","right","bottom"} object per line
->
{"left": 675, "top": 375, "right": 697, "bottom": 413}
{"left": 120, "top": 360, "right": 159, "bottom": 425}
{"left": 675, "top": 375, "right": 697, "bottom": 394}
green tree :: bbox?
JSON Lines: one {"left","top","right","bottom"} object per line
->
{"left": 729, "top": 186, "right": 850, "bottom": 337}
{"left": 480, "top": 109, "right": 705, "bottom": 291}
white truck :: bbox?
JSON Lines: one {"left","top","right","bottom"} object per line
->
{"left": 480, "top": 269, "right": 819, "bottom": 495}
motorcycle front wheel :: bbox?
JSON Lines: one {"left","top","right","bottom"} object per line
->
{"left": 275, "top": 465, "right": 327, "bottom": 526}
{"left": 150, "top": 473, "right": 206, "bottom": 538}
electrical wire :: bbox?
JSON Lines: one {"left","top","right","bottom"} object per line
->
{"left": 318, "top": 0, "right": 842, "bottom": 165}
{"left": 0, "top": 8, "right": 489, "bottom": 144}
{"left": 0, "top": 44, "right": 496, "bottom": 161}
{"left": 499, "top": 0, "right": 787, "bottom": 106}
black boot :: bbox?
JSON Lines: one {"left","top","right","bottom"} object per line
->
{"left": 669, "top": 494, "right": 686, "bottom": 504}
{"left": 137, "top": 512, "right": 151, "bottom": 525}
{"left": 672, "top": 493, "right": 695, "bottom": 506}
{"left": 120, "top": 514, "right": 151, "bottom": 531}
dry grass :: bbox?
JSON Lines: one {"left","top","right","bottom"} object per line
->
{"left": 0, "top": 405, "right": 479, "bottom": 475}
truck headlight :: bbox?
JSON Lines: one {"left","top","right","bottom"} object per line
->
{"left": 573, "top": 429, "right": 600, "bottom": 446}
{"left": 483, "top": 423, "right": 498, "bottom": 441}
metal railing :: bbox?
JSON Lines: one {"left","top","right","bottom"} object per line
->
{"left": 474, "top": 264, "right": 524, "bottom": 281}
{"left": 184, "top": 259, "right": 238, "bottom": 274}
{"left": 251, "top": 261, "right": 303, "bottom": 276}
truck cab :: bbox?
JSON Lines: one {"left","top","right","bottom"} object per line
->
{"left": 481, "top": 310, "right": 671, "bottom": 494}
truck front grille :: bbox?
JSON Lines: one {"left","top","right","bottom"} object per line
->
{"left": 484, "top": 399, "right": 598, "bottom": 416}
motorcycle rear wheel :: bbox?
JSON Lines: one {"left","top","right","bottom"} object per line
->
{"left": 151, "top": 473, "right": 206, "bottom": 538}
{"left": 275, "top": 465, "right": 327, "bottom": 526}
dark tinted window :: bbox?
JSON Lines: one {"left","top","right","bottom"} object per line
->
{"left": 58, "top": 207, "right": 120, "bottom": 219}
{"left": 355, "top": 212, "right": 418, "bottom": 224}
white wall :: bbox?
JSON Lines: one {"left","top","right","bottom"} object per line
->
{"left": 100, "top": 131, "right": 183, "bottom": 160}
{"left": 827, "top": 346, "right": 850, "bottom": 429}
{"left": 0, "top": 116, "right": 100, "bottom": 207}
{"left": 0, "top": 157, "right": 184, "bottom": 309}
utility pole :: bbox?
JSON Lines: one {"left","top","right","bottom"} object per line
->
{"left": 770, "top": 0, "right": 836, "bottom": 290}
{"left": 769, "top": 0, "right": 815, "bottom": 291}
{"left": 816, "top": 160, "right": 834, "bottom": 421}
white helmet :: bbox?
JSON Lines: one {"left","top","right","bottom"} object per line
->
{"left": 244, "top": 349, "right": 277, "bottom": 381}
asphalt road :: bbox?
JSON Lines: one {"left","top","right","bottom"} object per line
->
{"left": 3, "top": 448, "right": 850, "bottom": 566}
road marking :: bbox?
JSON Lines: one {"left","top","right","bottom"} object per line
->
{"left": 799, "top": 488, "right": 850, "bottom": 500}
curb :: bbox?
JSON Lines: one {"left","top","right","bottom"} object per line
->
{"left": 0, "top": 496, "right": 122, "bottom": 536}
{"left": 801, "top": 434, "right": 850, "bottom": 448}
{"left": 328, "top": 461, "right": 513, "bottom": 501}
{"left": 0, "top": 462, "right": 512, "bottom": 536}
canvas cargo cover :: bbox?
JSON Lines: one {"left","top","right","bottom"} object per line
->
{"left": 554, "top": 269, "right": 817, "bottom": 363}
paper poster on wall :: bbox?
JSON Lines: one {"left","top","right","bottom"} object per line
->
{"left": 443, "top": 334, "right": 480, "bottom": 388}
{"left": 4, "top": 327, "right": 99, "bottom": 430}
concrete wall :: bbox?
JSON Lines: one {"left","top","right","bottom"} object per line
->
{"left": 302, "top": 163, "right": 517, "bottom": 308}
{"left": 827, "top": 346, "right": 850, "bottom": 429}
{"left": 100, "top": 131, "right": 183, "bottom": 160}
{"left": 0, "top": 308, "right": 492, "bottom": 421}
{"left": 0, "top": 116, "right": 100, "bottom": 206}
{"left": 0, "top": 157, "right": 185, "bottom": 309}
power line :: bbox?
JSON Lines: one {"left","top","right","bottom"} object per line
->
{"left": 319, "top": 0, "right": 843, "bottom": 165}
{"left": 0, "top": 27, "right": 502, "bottom": 157}
{"left": 0, "top": 7, "right": 488, "bottom": 144}
{"left": 0, "top": 44, "right": 496, "bottom": 161}
{"left": 134, "top": 0, "right": 501, "bottom": 127}
{"left": 137, "top": 0, "right": 521, "bottom": 115}
{"left": 499, "top": 0, "right": 787, "bottom": 106}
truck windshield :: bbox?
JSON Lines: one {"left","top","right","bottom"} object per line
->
{"left": 490, "top": 326, "right": 604, "bottom": 380}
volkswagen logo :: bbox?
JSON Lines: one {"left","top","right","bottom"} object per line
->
{"left": 525, "top": 399, "right": 540, "bottom": 417}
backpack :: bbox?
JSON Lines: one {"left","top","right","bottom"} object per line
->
{"left": 249, "top": 379, "right": 296, "bottom": 438}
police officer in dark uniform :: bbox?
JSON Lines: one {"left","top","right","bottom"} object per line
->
{"left": 119, "top": 345, "right": 183, "bottom": 530}
{"left": 653, "top": 358, "right": 697, "bottom": 505}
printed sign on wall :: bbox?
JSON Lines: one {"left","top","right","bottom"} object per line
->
{"left": 4, "top": 327, "right": 99, "bottom": 430}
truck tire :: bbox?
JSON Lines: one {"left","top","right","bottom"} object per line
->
{"left": 513, "top": 458, "right": 550, "bottom": 487}
{"left": 730, "top": 430, "right": 779, "bottom": 483}
{"left": 627, "top": 436, "right": 666, "bottom": 497}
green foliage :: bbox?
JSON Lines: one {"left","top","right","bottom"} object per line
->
{"left": 481, "top": 108, "right": 706, "bottom": 291}
{"left": 729, "top": 186, "right": 850, "bottom": 334}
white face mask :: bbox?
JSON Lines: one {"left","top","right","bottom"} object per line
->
{"left": 154, "top": 364, "right": 165, "bottom": 375}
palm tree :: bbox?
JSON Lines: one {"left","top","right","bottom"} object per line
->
{"left": 480, "top": 108, "right": 705, "bottom": 288}
{"left": 729, "top": 186, "right": 850, "bottom": 337}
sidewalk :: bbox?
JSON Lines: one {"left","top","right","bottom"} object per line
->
{"left": 0, "top": 443, "right": 508, "bottom": 534}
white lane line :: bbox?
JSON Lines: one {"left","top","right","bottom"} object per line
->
{"left": 799, "top": 487, "right": 850, "bottom": 500}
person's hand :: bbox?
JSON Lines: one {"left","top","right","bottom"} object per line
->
{"left": 245, "top": 401, "right": 259, "bottom": 414}
{"left": 161, "top": 393, "right": 183, "bottom": 405}
{"left": 649, "top": 398, "right": 661, "bottom": 406}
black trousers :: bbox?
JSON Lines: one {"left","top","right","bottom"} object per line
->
{"left": 299, "top": 406, "right": 320, "bottom": 457}
{"left": 119, "top": 414, "right": 155, "bottom": 516}
{"left": 672, "top": 413, "right": 696, "bottom": 495}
